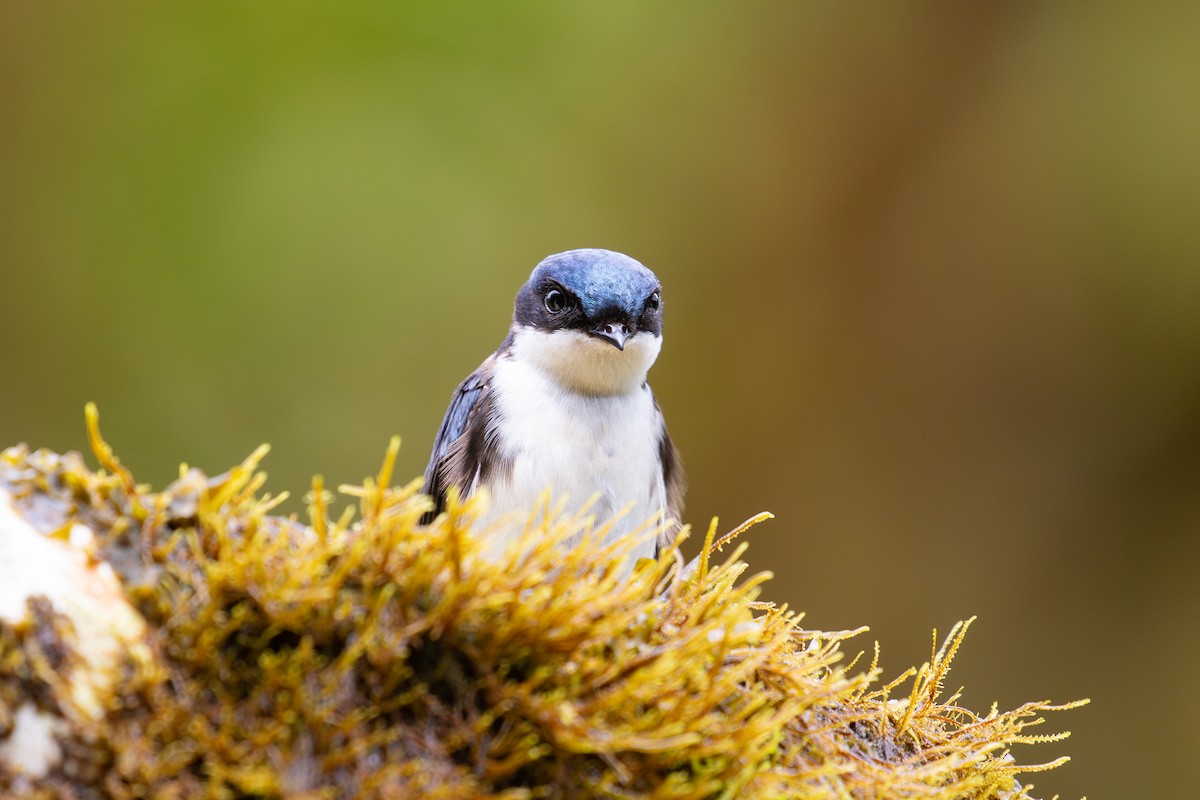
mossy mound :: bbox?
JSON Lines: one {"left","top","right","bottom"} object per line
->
{"left": 0, "top": 409, "right": 1084, "bottom": 799}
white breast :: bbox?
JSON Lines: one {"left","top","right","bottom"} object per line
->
{"left": 473, "top": 327, "right": 667, "bottom": 564}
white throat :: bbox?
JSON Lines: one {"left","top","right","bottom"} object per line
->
{"left": 509, "top": 325, "right": 662, "bottom": 396}
{"left": 478, "top": 330, "right": 669, "bottom": 567}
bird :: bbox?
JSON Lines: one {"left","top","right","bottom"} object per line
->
{"left": 421, "top": 248, "right": 684, "bottom": 565}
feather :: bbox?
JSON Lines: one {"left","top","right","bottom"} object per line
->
{"left": 420, "top": 356, "right": 498, "bottom": 524}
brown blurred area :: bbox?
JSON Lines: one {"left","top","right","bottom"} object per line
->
{"left": 2, "top": 3, "right": 1197, "bottom": 796}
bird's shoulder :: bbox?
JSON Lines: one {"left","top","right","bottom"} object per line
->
{"left": 649, "top": 388, "right": 686, "bottom": 554}
{"left": 421, "top": 353, "right": 503, "bottom": 521}
{"left": 434, "top": 359, "right": 495, "bottom": 450}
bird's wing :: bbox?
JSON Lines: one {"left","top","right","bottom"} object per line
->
{"left": 421, "top": 357, "right": 497, "bottom": 522}
{"left": 653, "top": 393, "right": 686, "bottom": 557}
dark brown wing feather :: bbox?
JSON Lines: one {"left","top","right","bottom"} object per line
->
{"left": 654, "top": 394, "right": 686, "bottom": 556}
{"left": 421, "top": 357, "right": 498, "bottom": 523}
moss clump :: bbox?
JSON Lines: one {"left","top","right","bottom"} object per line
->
{"left": 0, "top": 408, "right": 1086, "bottom": 799}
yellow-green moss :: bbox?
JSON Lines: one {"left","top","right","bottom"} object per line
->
{"left": 0, "top": 408, "right": 1086, "bottom": 799}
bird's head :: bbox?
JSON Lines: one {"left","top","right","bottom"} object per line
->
{"left": 510, "top": 249, "right": 665, "bottom": 395}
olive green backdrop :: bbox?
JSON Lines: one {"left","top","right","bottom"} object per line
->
{"left": 3, "top": 3, "right": 1197, "bottom": 797}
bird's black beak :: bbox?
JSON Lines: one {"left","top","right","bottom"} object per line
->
{"left": 590, "top": 321, "right": 629, "bottom": 351}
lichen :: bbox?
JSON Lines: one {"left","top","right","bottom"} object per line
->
{"left": 0, "top": 406, "right": 1086, "bottom": 799}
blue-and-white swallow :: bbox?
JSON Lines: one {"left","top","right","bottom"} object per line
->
{"left": 422, "top": 248, "right": 684, "bottom": 563}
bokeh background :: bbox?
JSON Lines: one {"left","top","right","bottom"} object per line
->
{"left": 3, "top": 3, "right": 1197, "bottom": 796}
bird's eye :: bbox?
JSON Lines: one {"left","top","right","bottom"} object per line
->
{"left": 646, "top": 291, "right": 661, "bottom": 311}
{"left": 544, "top": 289, "right": 567, "bottom": 314}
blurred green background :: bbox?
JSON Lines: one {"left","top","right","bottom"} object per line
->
{"left": 3, "top": 3, "right": 1198, "bottom": 796}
